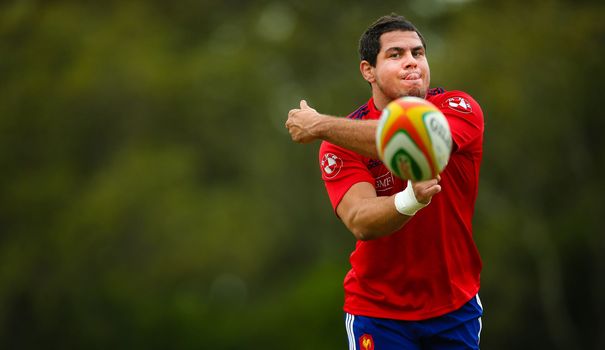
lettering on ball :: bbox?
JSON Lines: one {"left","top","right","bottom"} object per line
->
{"left": 429, "top": 117, "right": 452, "bottom": 147}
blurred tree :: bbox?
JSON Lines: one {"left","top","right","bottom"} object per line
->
{"left": 0, "top": 0, "right": 603, "bottom": 349}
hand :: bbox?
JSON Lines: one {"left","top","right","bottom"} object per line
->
{"left": 411, "top": 176, "right": 442, "bottom": 204}
{"left": 285, "top": 100, "right": 322, "bottom": 143}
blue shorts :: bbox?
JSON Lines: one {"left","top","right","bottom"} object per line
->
{"left": 345, "top": 295, "right": 483, "bottom": 350}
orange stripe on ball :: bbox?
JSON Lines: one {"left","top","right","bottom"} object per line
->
{"left": 382, "top": 108, "right": 437, "bottom": 178}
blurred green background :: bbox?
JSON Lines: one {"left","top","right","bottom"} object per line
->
{"left": 1, "top": 0, "right": 604, "bottom": 349}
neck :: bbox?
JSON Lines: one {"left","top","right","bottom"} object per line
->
{"left": 372, "top": 91, "right": 428, "bottom": 110}
{"left": 371, "top": 84, "right": 429, "bottom": 109}
{"left": 371, "top": 90, "right": 390, "bottom": 110}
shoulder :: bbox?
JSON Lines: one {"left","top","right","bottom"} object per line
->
{"left": 345, "top": 98, "right": 381, "bottom": 120}
{"left": 427, "top": 88, "right": 483, "bottom": 119}
{"left": 319, "top": 140, "right": 367, "bottom": 173}
{"left": 346, "top": 102, "right": 371, "bottom": 120}
{"left": 429, "top": 89, "right": 484, "bottom": 152}
{"left": 319, "top": 140, "right": 363, "bottom": 159}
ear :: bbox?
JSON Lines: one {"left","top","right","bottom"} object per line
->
{"left": 360, "top": 60, "right": 375, "bottom": 83}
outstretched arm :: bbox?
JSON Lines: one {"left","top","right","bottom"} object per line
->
{"left": 338, "top": 178, "right": 441, "bottom": 241}
{"left": 285, "top": 100, "right": 379, "bottom": 159}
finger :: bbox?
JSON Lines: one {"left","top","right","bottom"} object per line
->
{"left": 426, "top": 184, "right": 442, "bottom": 198}
{"left": 432, "top": 184, "right": 442, "bottom": 194}
{"left": 300, "top": 100, "right": 309, "bottom": 109}
{"left": 412, "top": 178, "right": 438, "bottom": 190}
{"left": 415, "top": 180, "right": 441, "bottom": 198}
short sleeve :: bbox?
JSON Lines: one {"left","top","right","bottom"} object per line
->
{"left": 319, "top": 141, "right": 375, "bottom": 212}
{"left": 435, "top": 91, "right": 484, "bottom": 154}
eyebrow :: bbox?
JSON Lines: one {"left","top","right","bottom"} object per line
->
{"left": 385, "top": 45, "right": 425, "bottom": 53}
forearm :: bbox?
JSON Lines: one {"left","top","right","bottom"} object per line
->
{"left": 338, "top": 181, "right": 437, "bottom": 241}
{"left": 343, "top": 195, "right": 411, "bottom": 241}
{"left": 314, "top": 116, "right": 379, "bottom": 158}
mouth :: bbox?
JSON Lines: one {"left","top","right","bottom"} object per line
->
{"left": 403, "top": 72, "right": 421, "bottom": 81}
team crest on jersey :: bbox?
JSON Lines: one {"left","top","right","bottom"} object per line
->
{"left": 359, "top": 334, "right": 374, "bottom": 350}
{"left": 321, "top": 153, "right": 343, "bottom": 179}
{"left": 443, "top": 96, "right": 472, "bottom": 114}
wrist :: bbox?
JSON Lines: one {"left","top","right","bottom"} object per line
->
{"left": 310, "top": 113, "right": 328, "bottom": 139}
{"left": 394, "top": 181, "right": 429, "bottom": 216}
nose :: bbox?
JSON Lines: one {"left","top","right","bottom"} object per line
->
{"left": 402, "top": 51, "right": 418, "bottom": 69}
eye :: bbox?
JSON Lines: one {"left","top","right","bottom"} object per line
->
{"left": 412, "top": 49, "right": 425, "bottom": 58}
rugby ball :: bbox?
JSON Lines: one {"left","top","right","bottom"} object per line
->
{"left": 375, "top": 96, "right": 452, "bottom": 181}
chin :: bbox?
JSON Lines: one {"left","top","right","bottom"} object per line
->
{"left": 399, "top": 88, "right": 425, "bottom": 98}
{"left": 408, "top": 89, "right": 423, "bottom": 97}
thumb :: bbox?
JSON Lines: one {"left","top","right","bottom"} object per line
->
{"left": 300, "top": 99, "right": 309, "bottom": 109}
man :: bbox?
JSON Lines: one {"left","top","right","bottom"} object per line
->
{"left": 285, "top": 14, "right": 485, "bottom": 350}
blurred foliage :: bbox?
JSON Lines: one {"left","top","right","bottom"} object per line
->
{"left": 0, "top": 0, "right": 604, "bottom": 349}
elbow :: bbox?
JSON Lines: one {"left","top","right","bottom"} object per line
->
{"left": 349, "top": 225, "right": 378, "bottom": 241}
{"left": 341, "top": 210, "right": 376, "bottom": 241}
{"left": 344, "top": 212, "right": 373, "bottom": 241}
{"left": 356, "top": 232, "right": 375, "bottom": 242}
{"left": 340, "top": 202, "right": 395, "bottom": 241}
{"left": 346, "top": 215, "right": 403, "bottom": 241}
{"left": 343, "top": 209, "right": 384, "bottom": 241}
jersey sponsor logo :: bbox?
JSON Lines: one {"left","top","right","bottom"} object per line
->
{"left": 375, "top": 172, "right": 394, "bottom": 193}
{"left": 427, "top": 87, "right": 445, "bottom": 96}
{"left": 359, "top": 334, "right": 374, "bottom": 350}
{"left": 347, "top": 103, "right": 370, "bottom": 120}
{"left": 443, "top": 96, "right": 472, "bottom": 114}
{"left": 321, "top": 153, "right": 343, "bottom": 179}
{"left": 367, "top": 158, "right": 383, "bottom": 169}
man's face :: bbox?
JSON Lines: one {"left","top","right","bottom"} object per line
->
{"left": 365, "top": 30, "right": 431, "bottom": 108}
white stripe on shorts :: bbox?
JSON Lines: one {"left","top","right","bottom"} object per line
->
{"left": 476, "top": 294, "right": 483, "bottom": 343}
{"left": 345, "top": 313, "right": 357, "bottom": 350}
{"left": 475, "top": 294, "right": 483, "bottom": 311}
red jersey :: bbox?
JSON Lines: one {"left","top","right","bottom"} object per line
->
{"left": 319, "top": 88, "right": 484, "bottom": 321}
